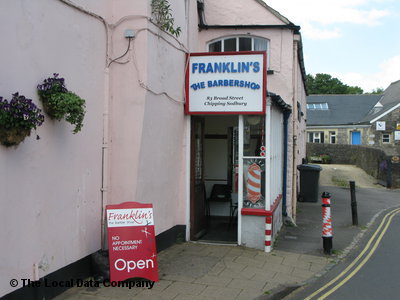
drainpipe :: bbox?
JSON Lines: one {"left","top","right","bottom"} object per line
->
{"left": 57, "top": 0, "right": 111, "bottom": 250}
{"left": 291, "top": 35, "right": 300, "bottom": 221}
{"left": 282, "top": 110, "right": 291, "bottom": 216}
{"left": 101, "top": 67, "right": 110, "bottom": 250}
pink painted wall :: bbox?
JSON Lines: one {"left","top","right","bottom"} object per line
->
{"left": 1, "top": 0, "right": 196, "bottom": 296}
{"left": 106, "top": 0, "right": 197, "bottom": 232}
{"left": 204, "top": 0, "right": 287, "bottom": 25}
{"left": 0, "top": 0, "right": 107, "bottom": 296}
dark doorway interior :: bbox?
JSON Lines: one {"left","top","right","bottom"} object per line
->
{"left": 201, "top": 216, "right": 237, "bottom": 243}
{"left": 190, "top": 116, "right": 238, "bottom": 243}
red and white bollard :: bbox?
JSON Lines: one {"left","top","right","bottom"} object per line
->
{"left": 265, "top": 216, "right": 272, "bottom": 252}
{"left": 322, "top": 192, "right": 333, "bottom": 254}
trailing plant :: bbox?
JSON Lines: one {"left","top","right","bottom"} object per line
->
{"left": 0, "top": 93, "right": 44, "bottom": 146}
{"left": 37, "top": 74, "right": 86, "bottom": 134}
{"left": 320, "top": 154, "right": 332, "bottom": 164}
{"left": 151, "top": 0, "right": 181, "bottom": 37}
{"left": 309, "top": 153, "right": 332, "bottom": 164}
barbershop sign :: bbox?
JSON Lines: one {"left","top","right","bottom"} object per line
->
{"left": 106, "top": 202, "right": 158, "bottom": 282}
{"left": 185, "top": 51, "right": 266, "bottom": 114}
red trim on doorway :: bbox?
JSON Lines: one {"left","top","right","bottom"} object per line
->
{"left": 241, "top": 208, "right": 272, "bottom": 216}
{"left": 240, "top": 194, "right": 283, "bottom": 216}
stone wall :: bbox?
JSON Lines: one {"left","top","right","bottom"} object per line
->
{"left": 307, "top": 126, "right": 371, "bottom": 146}
{"left": 391, "top": 160, "right": 400, "bottom": 188}
{"left": 306, "top": 143, "right": 400, "bottom": 188}
{"left": 370, "top": 107, "right": 400, "bottom": 147}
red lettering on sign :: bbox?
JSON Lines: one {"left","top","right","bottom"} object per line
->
{"left": 107, "top": 210, "right": 153, "bottom": 225}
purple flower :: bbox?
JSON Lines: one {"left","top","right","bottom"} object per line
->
{"left": 0, "top": 92, "right": 45, "bottom": 130}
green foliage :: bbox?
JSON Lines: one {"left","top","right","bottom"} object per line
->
{"left": 41, "top": 92, "right": 85, "bottom": 134}
{"left": 38, "top": 74, "right": 86, "bottom": 134}
{"left": 306, "top": 73, "right": 363, "bottom": 95}
{"left": 320, "top": 154, "right": 332, "bottom": 164}
{"left": 369, "top": 87, "right": 384, "bottom": 94}
{"left": 346, "top": 85, "right": 364, "bottom": 94}
{"left": 151, "top": 0, "right": 181, "bottom": 37}
{"left": 309, "top": 153, "right": 331, "bottom": 164}
{"left": 332, "top": 176, "right": 350, "bottom": 188}
{"left": 332, "top": 249, "right": 343, "bottom": 256}
{"left": 264, "top": 290, "right": 272, "bottom": 295}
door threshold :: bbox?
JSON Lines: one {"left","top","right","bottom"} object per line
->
{"left": 193, "top": 240, "right": 238, "bottom": 246}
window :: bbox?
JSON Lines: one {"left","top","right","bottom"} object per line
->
{"left": 239, "top": 37, "right": 251, "bottom": 51}
{"left": 209, "top": 36, "right": 269, "bottom": 52}
{"left": 307, "top": 103, "right": 329, "bottom": 110}
{"left": 308, "top": 132, "right": 324, "bottom": 143}
{"left": 382, "top": 133, "right": 391, "bottom": 144}
{"left": 224, "top": 38, "right": 237, "bottom": 51}
{"left": 242, "top": 115, "right": 267, "bottom": 209}
{"left": 208, "top": 40, "right": 221, "bottom": 52}
{"left": 208, "top": 36, "right": 270, "bottom": 66}
{"left": 329, "top": 131, "right": 336, "bottom": 144}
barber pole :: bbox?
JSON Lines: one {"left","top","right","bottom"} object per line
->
{"left": 247, "top": 163, "right": 261, "bottom": 203}
{"left": 265, "top": 216, "right": 272, "bottom": 252}
{"left": 322, "top": 192, "right": 333, "bottom": 255}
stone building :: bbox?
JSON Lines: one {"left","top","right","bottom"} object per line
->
{"left": 307, "top": 80, "right": 400, "bottom": 154}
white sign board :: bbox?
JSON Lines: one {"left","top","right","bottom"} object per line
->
{"left": 376, "top": 121, "right": 385, "bottom": 131}
{"left": 185, "top": 52, "right": 266, "bottom": 114}
{"left": 107, "top": 208, "right": 154, "bottom": 227}
{"left": 395, "top": 131, "right": 400, "bottom": 140}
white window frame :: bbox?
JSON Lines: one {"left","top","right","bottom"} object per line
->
{"left": 308, "top": 132, "right": 322, "bottom": 143}
{"left": 207, "top": 36, "right": 270, "bottom": 68}
{"left": 329, "top": 131, "right": 336, "bottom": 144}
{"left": 307, "top": 103, "right": 329, "bottom": 110}
{"left": 313, "top": 132, "right": 321, "bottom": 143}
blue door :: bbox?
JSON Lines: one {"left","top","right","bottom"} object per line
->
{"left": 351, "top": 131, "right": 361, "bottom": 145}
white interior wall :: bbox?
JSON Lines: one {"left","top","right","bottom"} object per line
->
{"left": 204, "top": 115, "right": 237, "bottom": 216}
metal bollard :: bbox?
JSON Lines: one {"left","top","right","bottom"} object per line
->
{"left": 349, "top": 181, "right": 358, "bottom": 226}
{"left": 322, "top": 192, "right": 333, "bottom": 255}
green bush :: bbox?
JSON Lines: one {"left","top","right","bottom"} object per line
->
{"left": 37, "top": 74, "right": 85, "bottom": 134}
{"left": 320, "top": 154, "right": 332, "bottom": 164}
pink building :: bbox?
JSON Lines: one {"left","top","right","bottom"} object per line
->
{"left": 0, "top": 0, "right": 306, "bottom": 298}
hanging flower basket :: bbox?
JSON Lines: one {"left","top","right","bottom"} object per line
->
{"left": 0, "top": 93, "right": 44, "bottom": 147}
{"left": 0, "top": 127, "right": 31, "bottom": 146}
{"left": 37, "top": 74, "right": 86, "bottom": 134}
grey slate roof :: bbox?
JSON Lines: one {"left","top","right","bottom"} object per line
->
{"left": 361, "top": 80, "right": 400, "bottom": 123}
{"left": 307, "top": 94, "right": 382, "bottom": 126}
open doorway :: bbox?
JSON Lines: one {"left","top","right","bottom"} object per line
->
{"left": 190, "top": 115, "right": 238, "bottom": 243}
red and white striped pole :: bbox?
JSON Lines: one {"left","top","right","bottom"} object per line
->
{"left": 322, "top": 192, "right": 333, "bottom": 255}
{"left": 265, "top": 216, "right": 272, "bottom": 252}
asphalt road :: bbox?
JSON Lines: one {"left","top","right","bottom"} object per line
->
{"left": 329, "top": 209, "right": 400, "bottom": 299}
{"left": 285, "top": 207, "right": 400, "bottom": 299}
{"left": 276, "top": 185, "right": 400, "bottom": 257}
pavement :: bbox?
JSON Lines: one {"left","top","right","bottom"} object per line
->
{"left": 56, "top": 184, "right": 400, "bottom": 300}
